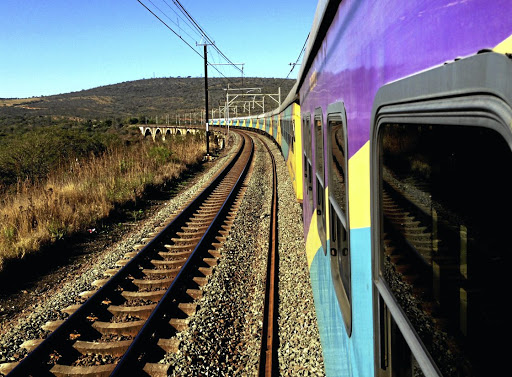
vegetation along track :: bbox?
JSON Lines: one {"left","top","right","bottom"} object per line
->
{"left": 4, "top": 130, "right": 253, "bottom": 377}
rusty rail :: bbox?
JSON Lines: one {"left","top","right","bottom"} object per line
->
{"left": 258, "top": 137, "right": 279, "bottom": 377}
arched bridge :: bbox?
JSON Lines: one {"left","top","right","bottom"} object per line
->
{"left": 139, "top": 126, "right": 203, "bottom": 141}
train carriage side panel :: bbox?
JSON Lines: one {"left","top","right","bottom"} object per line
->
{"left": 371, "top": 51, "right": 512, "bottom": 377}
{"left": 278, "top": 113, "right": 283, "bottom": 146}
{"left": 281, "top": 108, "right": 291, "bottom": 161}
{"left": 297, "top": 0, "right": 512, "bottom": 377}
{"left": 290, "top": 103, "right": 303, "bottom": 202}
{"left": 273, "top": 114, "right": 279, "bottom": 143}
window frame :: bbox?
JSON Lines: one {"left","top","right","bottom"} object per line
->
{"left": 314, "top": 108, "right": 327, "bottom": 253}
{"left": 303, "top": 113, "right": 313, "bottom": 210}
{"left": 371, "top": 52, "right": 512, "bottom": 377}
{"left": 327, "top": 101, "right": 352, "bottom": 335}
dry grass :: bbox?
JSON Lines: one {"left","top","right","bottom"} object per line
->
{"left": 0, "top": 135, "right": 206, "bottom": 271}
{"left": 0, "top": 98, "right": 42, "bottom": 107}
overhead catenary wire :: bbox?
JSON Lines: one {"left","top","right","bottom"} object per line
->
{"left": 136, "top": 0, "right": 243, "bottom": 88}
{"left": 172, "top": 0, "right": 243, "bottom": 74}
{"left": 136, "top": 0, "right": 203, "bottom": 60}
{"left": 147, "top": 0, "right": 203, "bottom": 43}
{"left": 280, "top": 32, "right": 309, "bottom": 84}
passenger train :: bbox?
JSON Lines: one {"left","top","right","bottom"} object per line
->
{"left": 213, "top": 0, "right": 512, "bottom": 375}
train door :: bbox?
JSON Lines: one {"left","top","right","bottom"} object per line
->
{"left": 371, "top": 53, "right": 512, "bottom": 377}
{"left": 314, "top": 108, "right": 327, "bottom": 252}
{"left": 302, "top": 113, "right": 313, "bottom": 211}
{"left": 327, "top": 102, "right": 351, "bottom": 334}
{"left": 273, "top": 115, "right": 278, "bottom": 142}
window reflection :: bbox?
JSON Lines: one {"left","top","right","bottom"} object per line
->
{"left": 379, "top": 123, "right": 510, "bottom": 376}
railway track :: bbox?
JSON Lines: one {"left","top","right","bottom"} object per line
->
{"left": 4, "top": 131, "right": 254, "bottom": 377}
{"left": 257, "top": 136, "right": 279, "bottom": 377}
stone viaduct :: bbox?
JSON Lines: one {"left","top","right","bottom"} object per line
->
{"left": 139, "top": 126, "right": 203, "bottom": 141}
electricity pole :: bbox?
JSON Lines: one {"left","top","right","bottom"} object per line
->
{"left": 197, "top": 42, "right": 211, "bottom": 157}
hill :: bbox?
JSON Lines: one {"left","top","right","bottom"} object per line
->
{"left": 0, "top": 77, "right": 295, "bottom": 130}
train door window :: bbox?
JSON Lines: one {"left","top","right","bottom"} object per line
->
{"left": 291, "top": 119, "right": 295, "bottom": 153}
{"left": 314, "top": 108, "right": 327, "bottom": 252}
{"left": 286, "top": 117, "right": 290, "bottom": 145}
{"left": 372, "top": 53, "right": 512, "bottom": 377}
{"left": 282, "top": 116, "right": 286, "bottom": 145}
{"left": 327, "top": 102, "right": 351, "bottom": 334}
{"left": 302, "top": 113, "right": 313, "bottom": 210}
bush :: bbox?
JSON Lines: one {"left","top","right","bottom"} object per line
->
{"left": 0, "top": 126, "right": 123, "bottom": 189}
{"left": 0, "top": 133, "right": 206, "bottom": 271}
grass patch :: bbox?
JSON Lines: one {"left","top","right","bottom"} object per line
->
{"left": 0, "top": 133, "right": 207, "bottom": 271}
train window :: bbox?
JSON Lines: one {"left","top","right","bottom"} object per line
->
{"left": 372, "top": 53, "right": 512, "bottom": 377}
{"left": 291, "top": 119, "right": 295, "bottom": 153}
{"left": 315, "top": 108, "right": 327, "bottom": 252}
{"left": 327, "top": 102, "right": 351, "bottom": 335}
{"left": 315, "top": 110, "right": 324, "bottom": 183}
{"left": 377, "top": 122, "right": 511, "bottom": 376}
{"left": 303, "top": 114, "right": 313, "bottom": 209}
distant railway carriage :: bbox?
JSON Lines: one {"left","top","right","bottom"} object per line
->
{"left": 214, "top": 0, "right": 512, "bottom": 375}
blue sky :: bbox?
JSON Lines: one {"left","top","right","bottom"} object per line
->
{"left": 0, "top": 0, "right": 318, "bottom": 98}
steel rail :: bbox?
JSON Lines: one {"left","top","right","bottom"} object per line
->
{"left": 6, "top": 136, "right": 247, "bottom": 376}
{"left": 258, "top": 137, "right": 279, "bottom": 377}
{"left": 111, "top": 132, "right": 254, "bottom": 375}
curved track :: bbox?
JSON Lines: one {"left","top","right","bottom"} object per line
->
{"left": 5, "top": 131, "right": 253, "bottom": 377}
{"left": 256, "top": 136, "right": 279, "bottom": 377}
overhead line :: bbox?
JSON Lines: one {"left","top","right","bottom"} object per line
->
{"left": 173, "top": 0, "right": 243, "bottom": 73}
{"left": 276, "top": 32, "right": 309, "bottom": 90}
{"left": 172, "top": 0, "right": 215, "bottom": 44}
{"left": 137, "top": 0, "right": 203, "bottom": 59}
{"left": 137, "top": 0, "right": 243, "bottom": 89}
{"left": 285, "top": 32, "right": 309, "bottom": 80}
{"left": 156, "top": 0, "right": 204, "bottom": 41}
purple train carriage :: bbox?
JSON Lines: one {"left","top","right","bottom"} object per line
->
{"left": 226, "top": 0, "right": 512, "bottom": 375}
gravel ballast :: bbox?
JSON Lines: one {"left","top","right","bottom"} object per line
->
{"left": 163, "top": 134, "right": 324, "bottom": 376}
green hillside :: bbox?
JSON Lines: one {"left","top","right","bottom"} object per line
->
{"left": 0, "top": 77, "right": 295, "bottom": 131}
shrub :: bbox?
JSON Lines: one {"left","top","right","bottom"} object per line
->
{"left": 0, "top": 133, "right": 206, "bottom": 271}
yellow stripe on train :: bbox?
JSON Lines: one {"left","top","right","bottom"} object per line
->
{"left": 494, "top": 34, "right": 512, "bottom": 54}
{"left": 348, "top": 141, "right": 370, "bottom": 229}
